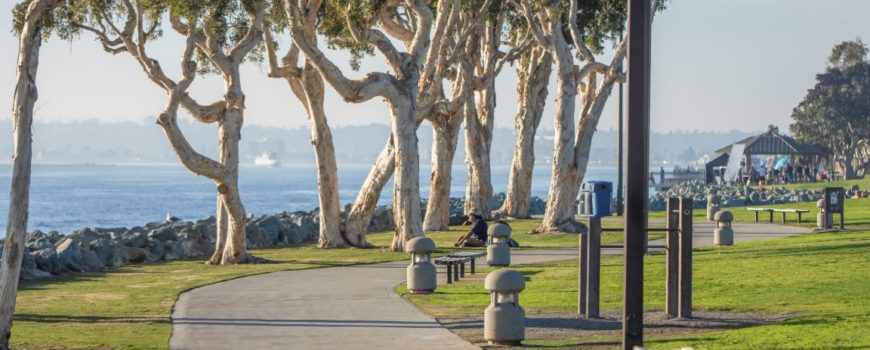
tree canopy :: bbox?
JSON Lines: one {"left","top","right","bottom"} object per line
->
{"left": 791, "top": 39, "right": 870, "bottom": 179}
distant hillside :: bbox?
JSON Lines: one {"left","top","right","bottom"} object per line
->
{"left": 0, "top": 118, "right": 755, "bottom": 167}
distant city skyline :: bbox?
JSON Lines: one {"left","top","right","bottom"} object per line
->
{"left": 1, "top": 0, "right": 869, "bottom": 132}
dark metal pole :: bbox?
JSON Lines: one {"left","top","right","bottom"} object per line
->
{"left": 623, "top": 0, "right": 651, "bottom": 348}
{"left": 617, "top": 81, "right": 624, "bottom": 216}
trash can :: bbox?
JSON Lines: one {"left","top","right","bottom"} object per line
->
{"left": 581, "top": 181, "right": 612, "bottom": 218}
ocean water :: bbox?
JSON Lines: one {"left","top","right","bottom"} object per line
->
{"left": 0, "top": 163, "right": 619, "bottom": 236}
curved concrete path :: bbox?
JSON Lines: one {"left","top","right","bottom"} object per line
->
{"left": 170, "top": 221, "right": 810, "bottom": 349}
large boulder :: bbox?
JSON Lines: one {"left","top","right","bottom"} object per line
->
{"left": 55, "top": 238, "right": 84, "bottom": 272}
{"left": 20, "top": 253, "right": 51, "bottom": 280}
{"left": 33, "top": 248, "right": 61, "bottom": 274}
{"left": 148, "top": 226, "right": 178, "bottom": 242}
{"left": 90, "top": 238, "right": 117, "bottom": 267}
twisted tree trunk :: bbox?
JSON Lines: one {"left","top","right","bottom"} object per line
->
{"left": 501, "top": 49, "right": 552, "bottom": 219}
{"left": 343, "top": 138, "right": 394, "bottom": 245}
{"left": 423, "top": 119, "right": 462, "bottom": 231}
{"left": 387, "top": 93, "right": 424, "bottom": 251}
{"left": 465, "top": 87, "right": 495, "bottom": 220}
{"left": 286, "top": 63, "right": 347, "bottom": 247}
{"left": 1, "top": 2, "right": 60, "bottom": 346}
{"left": 538, "top": 32, "right": 584, "bottom": 233}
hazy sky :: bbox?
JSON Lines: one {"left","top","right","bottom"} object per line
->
{"left": 1, "top": 0, "right": 869, "bottom": 132}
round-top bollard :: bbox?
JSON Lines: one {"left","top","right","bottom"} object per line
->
{"left": 487, "top": 223, "right": 512, "bottom": 266}
{"left": 706, "top": 190, "right": 720, "bottom": 221}
{"left": 484, "top": 269, "right": 525, "bottom": 345}
{"left": 713, "top": 210, "right": 734, "bottom": 246}
{"left": 406, "top": 237, "right": 437, "bottom": 294}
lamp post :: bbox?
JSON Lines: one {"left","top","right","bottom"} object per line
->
{"left": 623, "top": 0, "right": 651, "bottom": 348}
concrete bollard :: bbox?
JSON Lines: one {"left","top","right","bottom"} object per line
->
{"left": 487, "top": 223, "right": 512, "bottom": 266}
{"left": 713, "top": 210, "right": 734, "bottom": 246}
{"left": 816, "top": 199, "right": 833, "bottom": 229}
{"left": 406, "top": 237, "right": 437, "bottom": 294}
{"left": 484, "top": 269, "right": 525, "bottom": 345}
{"left": 706, "top": 190, "right": 720, "bottom": 221}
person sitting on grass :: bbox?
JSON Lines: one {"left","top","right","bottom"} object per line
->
{"left": 454, "top": 210, "right": 488, "bottom": 247}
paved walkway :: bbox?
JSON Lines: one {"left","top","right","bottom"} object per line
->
{"left": 170, "top": 221, "right": 810, "bottom": 349}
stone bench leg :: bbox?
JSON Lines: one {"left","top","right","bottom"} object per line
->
{"left": 460, "top": 261, "right": 465, "bottom": 278}
{"left": 769, "top": 211, "right": 774, "bottom": 223}
{"left": 453, "top": 263, "right": 461, "bottom": 281}
{"left": 446, "top": 264, "right": 453, "bottom": 284}
{"left": 755, "top": 211, "right": 759, "bottom": 222}
{"left": 798, "top": 212, "right": 803, "bottom": 223}
{"left": 782, "top": 211, "right": 787, "bottom": 223}
{"left": 470, "top": 259, "right": 476, "bottom": 274}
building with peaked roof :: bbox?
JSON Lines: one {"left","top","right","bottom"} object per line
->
{"left": 705, "top": 126, "right": 828, "bottom": 183}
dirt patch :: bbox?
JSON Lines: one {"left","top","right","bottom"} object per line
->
{"left": 437, "top": 310, "right": 795, "bottom": 349}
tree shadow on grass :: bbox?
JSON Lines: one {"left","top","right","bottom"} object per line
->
{"left": 15, "top": 314, "right": 169, "bottom": 324}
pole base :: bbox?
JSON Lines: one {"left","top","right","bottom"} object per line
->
{"left": 488, "top": 340, "right": 522, "bottom": 346}
{"left": 408, "top": 289, "right": 434, "bottom": 294}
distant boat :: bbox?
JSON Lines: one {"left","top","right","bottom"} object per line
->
{"left": 254, "top": 152, "right": 281, "bottom": 167}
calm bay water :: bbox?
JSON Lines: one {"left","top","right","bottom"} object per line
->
{"left": 0, "top": 163, "right": 618, "bottom": 235}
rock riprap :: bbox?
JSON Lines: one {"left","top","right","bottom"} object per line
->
{"left": 2, "top": 193, "right": 549, "bottom": 280}
{"left": 646, "top": 180, "right": 851, "bottom": 211}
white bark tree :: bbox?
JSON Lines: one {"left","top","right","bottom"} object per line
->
{"left": 462, "top": 16, "right": 504, "bottom": 221}
{"left": 78, "top": 0, "right": 268, "bottom": 263}
{"left": 263, "top": 24, "right": 350, "bottom": 247}
{"left": 284, "top": 0, "right": 432, "bottom": 251}
{"left": 500, "top": 46, "right": 553, "bottom": 219}
{"left": 417, "top": 0, "right": 495, "bottom": 232}
{"left": 518, "top": 0, "right": 659, "bottom": 233}
{"left": 0, "top": 2, "right": 62, "bottom": 346}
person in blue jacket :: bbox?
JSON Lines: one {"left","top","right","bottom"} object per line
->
{"left": 454, "top": 210, "right": 488, "bottom": 247}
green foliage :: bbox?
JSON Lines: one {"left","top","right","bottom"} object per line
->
{"left": 790, "top": 40, "right": 870, "bottom": 179}
{"left": 317, "top": 0, "right": 386, "bottom": 70}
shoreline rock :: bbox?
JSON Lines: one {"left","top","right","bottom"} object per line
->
{"left": 4, "top": 193, "right": 548, "bottom": 280}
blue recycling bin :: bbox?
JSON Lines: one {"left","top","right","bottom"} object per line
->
{"left": 582, "top": 181, "right": 612, "bottom": 217}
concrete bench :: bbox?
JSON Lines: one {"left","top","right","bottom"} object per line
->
{"left": 773, "top": 208, "right": 811, "bottom": 223}
{"left": 746, "top": 207, "right": 775, "bottom": 223}
{"left": 447, "top": 251, "right": 486, "bottom": 274}
{"left": 434, "top": 257, "right": 471, "bottom": 284}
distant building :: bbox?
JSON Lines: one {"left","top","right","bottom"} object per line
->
{"left": 705, "top": 126, "right": 827, "bottom": 184}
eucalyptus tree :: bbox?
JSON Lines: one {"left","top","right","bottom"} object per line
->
{"left": 418, "top": 0, "right": 515, "bottom": 232}
{"left": 72, "top": 0, "right": 269, "bottom": 264}
{"left": 262, "top": 11, "right": 350, "bottom": 247}
{"left": 282, "top": 0, "right": 434, "bottom": 251}
{"left": 517, "top": 0, "right": 661, "bottom": 233}
{"left": 500, "top": 44, "right": 552, "bottom": 219}
{"left": 1, "top": 1, "right": 64, "bottom": 346}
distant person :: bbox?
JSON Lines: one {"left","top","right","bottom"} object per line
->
{"left": 758, "top": 165, "right": 767, "bottom": 185}
{"left": 455, "top": 210, "right": 487, "bottom": 247}
{"left": 747, "top": 166, "right": 757, "bottom": 186}
{"left": 796, "top": 164, "right": 804, "bottom": 182}
{"left": 786, "top": 163, "right": 794, "bottom": 183}
{"left": 660, "top": 166, "right": 665, "bottom": 184}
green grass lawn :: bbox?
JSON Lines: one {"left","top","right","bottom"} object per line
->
{"left": 752, "top": 177, "right": 869, "bottom": 192}
{"left": 402, "top": 201, "right": 870, "bottom": 349}
{"left": 12, "top": 217, "right": 612, "bottom": 349}
{"left": 403, "top": 232, "right": 870, "bottom": 349}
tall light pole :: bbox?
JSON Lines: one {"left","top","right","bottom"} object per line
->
{"left": 623, "top": 0, "right": 651, "bottom": 348}
{"left": 616, "top": 76, "right": 624, "bottom": 216}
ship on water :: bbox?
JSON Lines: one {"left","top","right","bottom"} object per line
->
{"left": 254, "top": 152, "right": 281, "bottom": 167}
